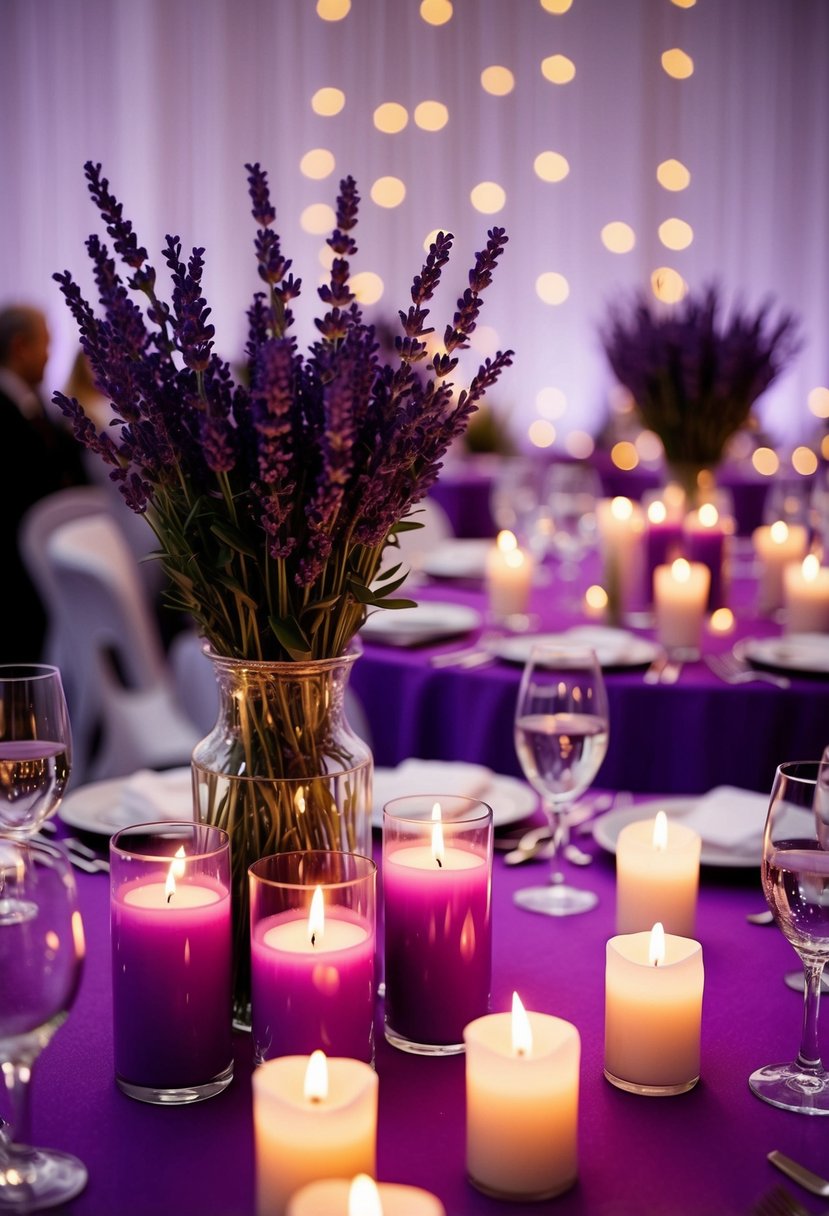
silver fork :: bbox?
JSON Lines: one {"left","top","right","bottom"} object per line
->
{"left": 705, "top": 652, "right": 791, "bottom": 689}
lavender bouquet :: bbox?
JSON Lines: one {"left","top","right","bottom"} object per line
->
{"left": 600, "top": 284, "right": 801, "bottom": 491}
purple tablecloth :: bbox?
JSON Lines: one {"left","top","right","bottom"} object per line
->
{"left": 28, "top": 817, "right": 829, "bottom": 1216}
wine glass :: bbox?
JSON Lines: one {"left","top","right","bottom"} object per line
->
{"left": 545, "top": 462, "right": 602, "bottom": 601}
{"left": 0, "top": 836, "right": 87, "bottom": 1208}
{"left": 513, "top": 643, "right": 609, "bottom": 916}
{"left": 748, "top": 759, "right": 829, "bottom": 1114}
{"left": 0, "top": 665, "right": 72, "bottom": 838}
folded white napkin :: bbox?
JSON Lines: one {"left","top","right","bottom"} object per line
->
{"left": 373, "top": 759, "right": 492, "bottom": 818}
{"left": 116, "top": 767, "right": 194, "bottom": 827}
{"left": 681, "top": 785, "right": 768, "bottom": 850}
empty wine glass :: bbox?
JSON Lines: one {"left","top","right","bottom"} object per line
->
{"left": 545, "top": 462, "right": 602, "bottom": 580}
{"left": 749, "top": 759, "right": 829, "bottom": 1114}
{"left": 0, "top": 836, "right": 87, "bottom": 1208}
{"left": 0, "top": 665, "right": 72, "bottom": 838}
{"left": 513, "top": 644, "right": 609, "bottom": 916}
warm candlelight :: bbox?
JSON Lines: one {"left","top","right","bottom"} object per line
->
{"left": 596, "top": 496, "right": 646, "bottom": 622}
{"left": 684, "top": 503, "right": 726, "bottom": 610}
{"left": 615, "top": 810, "right": 701, "bottom": 936}
{"left": 485, "top": 530, "right": 534, "bottom": 620}
{"left": 604, "top": 924, "right": 704, "bottom": 1095}
{"left": 752, "top": 520, "right": 809, "bottom": 614}
{"left": 643, "top": 492, "right": 684, "bottom": 605}
{"left": 286, "top": 1173, "right": 446, "bottom": 1216}
{"left": 464, "top": 992, "right": 580, "bottom": 1200}
{"left": 653, "top": 557, "right": 710, "bottom": 656}
{"left": 783, "top": 553, "right": 829, "bottom": 634}
{"left": 252, "top": 1051, "right": 378, "bottom": 1216}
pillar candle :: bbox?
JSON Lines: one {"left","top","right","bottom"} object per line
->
{"left": 485, "top": 530, "right": 534, "bottom": 620}
{"left": 683, "top": 503, "right": 726, "bottom": 610}
{"left": 783, "top": 554, "right": 829, "bottom": 634}
{"left": 253, "top": 1052, "right": 378, "bottom": 1216}
{"left": 596, "top": 497, "right": 646, "bottom": 622}
{"left": 653, "top": 558, "right": 710, "bottom": 656}
{"left": 287, "top": 1175, "right": 445, "bottom": 1216}
{"left": 615, "top": 811, "right": 700, "bottom": 936}
{"left": 644, "top": 494, "right": 684, "bottom": 604}
{"left": 464, "top": 994, "right": 580, "bottom": 1200}
{"left": 604, "top": 924, "right": 704, "bottom": 1095}
{"left": 752, "top": 521, "right": 809, "bottom": 614}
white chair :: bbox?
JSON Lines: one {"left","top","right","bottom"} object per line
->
{"left": 20, "top": 492, "right": 201, "bottom": 784}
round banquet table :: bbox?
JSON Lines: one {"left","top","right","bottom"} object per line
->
{"left": 350, "top": 557, "right": 829, "bottom": 797}
{"left": 26, "top": 810, "right": 829, "bottom": 1216}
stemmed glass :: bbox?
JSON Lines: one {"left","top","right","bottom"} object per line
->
{"left": 0, "top": 665, "right": 72, "bottom": 838}
{"left": 749, "top": 759, "right": 829, "bottom": 1114}
{"left": 513, "top": 643, "right": 609, "bottom": 916}
{"left": 0, "top": 836, "right": 87, "bottom": 1208}
{"left": 545, "top": 462, "right": 602, "bottom": 593}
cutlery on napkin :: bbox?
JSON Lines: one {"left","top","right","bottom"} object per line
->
{"left": 114, "top": 767, "right": 195, "bottom": 827}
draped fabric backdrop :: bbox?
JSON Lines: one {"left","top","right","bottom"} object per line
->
{"left": 2, "top": 0, "right": 827, "bottom": 453}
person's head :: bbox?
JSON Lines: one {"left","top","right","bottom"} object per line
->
{"left": 0, "top": 306, "right": 50, "bottom": 388}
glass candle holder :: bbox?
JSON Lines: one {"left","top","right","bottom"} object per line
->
{"left": 110, "top": 821, "right": 233, "bottom": 1105}
{"left": 383, "top": 795, "right": 493, "bottom": 1055}
{"left": 249, "top": 851, "right": 376, "bottom": 1066}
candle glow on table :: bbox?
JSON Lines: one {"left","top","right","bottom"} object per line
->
{"left": 605, "top": 923, "right": 704, "bottom": 1095}
{"left": 110, "top": 830, "right": 232, "bottom": 1100}
{"left": 752, "top": 520, "right": 809, "bottom": 614}
{"left": 653, "top": 557, "right": 710, "bottom": 656}
{"left": 253, "top": 1051, "right": 378, "bottom": 1216}
{"left": 596, "top": 496, "right": 645, "bottom": 621}
{"left": 383, "top": 796, "right": 492, "bottom": 1053}
{"left": 683, "top": 502, "right": 726, "bottom": 610}
{"left": 286, "top": 1173, "right": 446, "bottom": 1216}
{"left": 485, "top": 530, "right": 533, "bottom": 620}
{"left": 615, "top": 810, "right": 700, "bottom": 936}
{"left": 783, "top": 553, "right": 829, "bottom": 633}
{"left": 644, "top": 491, "right": 684, "bottom": 604}
{"left": 464, "top": 992, "right": 580, "bottom": 1200}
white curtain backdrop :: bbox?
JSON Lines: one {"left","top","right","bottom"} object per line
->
{"left": 1, "top": 0, "right": 827, "bottom": 452}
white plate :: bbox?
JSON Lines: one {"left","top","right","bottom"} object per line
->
{"left": 592, "top": 797, "right": 761, "bottom": 869}
{"left": 371, "top": 768, "right": 537, "bottom": 830}
{"left": 360, "top": 601, "right": 481, "bottom": 647}
{"left": 487, "top": 626, "right": 661, "bottom": 669}
{"left": 59, "top": 770, "right": 194, "bottom": 836}
{"left": 420, "top": 538, "right": 494, "bottom": 581}
{"left": 736, "top": 634, "right": 829, "bottom": 675}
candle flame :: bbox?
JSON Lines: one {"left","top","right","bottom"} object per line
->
{"left": 770, "top": 520, "right": 789, "bottom": 544}
{"left": 505, "top": 548, "right": 525, "bottom": 569}
{"left": 496, "top": 529, "right": 518, "bottom": 554}
{"left": 431, "top": 802, "right": 444, "bottom": 868}
{"left": 308, "top": 885, "right": 325, "bottom": 947}
{"left": 652, "top": 810, "right": 668, "bottom": 851}
{"left": 348, "top": 1175, "right": 383, "bottom": 1216}
{"left": 671, "top": 557, "right": 691, "bottom": 584}
{"left": 511, "top": 991, "right": 533, "bottom": 1057}
{"left": 165, "top": 846, "right": 187, "bottom": 903}
{"left": 649, "top": 921, "right": 666, "bottom": 966}
{"left": 648, "top": 500, "right": 667, "bottom": 524}
{"left": 303, "top": 1050, "right": 329, "bottom": 1103}
{"left": 802, "top": 553, "right": 820, "bottom": 582}
{"left": 698, "top": 502, "right": 719, "bottom": 528}
{"left": 611, "top": 496, "right": 633, "bottom": 521}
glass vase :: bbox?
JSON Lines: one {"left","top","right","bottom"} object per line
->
{"left": 192, "top": 644, "right": 373, "bottom": 1029}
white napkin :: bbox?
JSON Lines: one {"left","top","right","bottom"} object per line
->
{"left": 116, "top": 767, "right": 195, "bottom": 827}
{"left": 680, "top": 785, "right": 768, "bottom": 850}
{"left": 373, "top": 759, "right": 493, "bottom": 818}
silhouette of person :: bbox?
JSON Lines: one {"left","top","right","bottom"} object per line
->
{"left": 0, "top": 305, "right": 88, "bottom": 663}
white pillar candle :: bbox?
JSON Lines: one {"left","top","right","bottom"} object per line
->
{"left": 252, "top": 1051, "right": 378, "bottom": 1216}
{"left": 604, "top": 924, "right": 704, "bottom": 1095}
{"left": 596, "top": 497, "right": 645, "bottom": 622}
{"left": 752, "top": 521, "right": 809, "bottom": 614}
{"left": 615, "top": 811, "right": 701, "bottom": 936}
{"left": 464, "top": 993, "right": 579, "bottom": 1201}
{"left": 485, "top": 530, "right": 533, "bottom": 619}
{"left": 783, "top": 554, "right": 829, "bottom": 634}
{"left": 287, "top": 1175, "right": 446, "bottom": 1216}
{"left": 653, "top": 558, "right": 710, "bottom": 655}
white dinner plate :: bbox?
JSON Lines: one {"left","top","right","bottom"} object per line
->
{"left": 371, "top": 767, "right": 537, "bottom": 830}
{"left": 487, "top": 626, "right": 661, "bottom": 670}
{"left": 59, "top": 769, "right": 194, "bottom": 836}
{"left": 736, "top": 634, "right": 829, "bottom": 675}
{"left": 360, "top": 601, "right": 481, "bottom": 647}
{"left": 420, "top": 538, "right": 494, "bottom": 581}
{"left": 592, "top": 797, "right": 761, "bottom": 869}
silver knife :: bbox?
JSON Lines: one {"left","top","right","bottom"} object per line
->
{"left": 768, "top": 1151, "right": 829, "bottom": 1197}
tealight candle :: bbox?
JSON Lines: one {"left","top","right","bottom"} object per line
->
{"left": 485, "top": 530, "right": 534, "bottom": 620}
{"left": 615, "top": 810, "right": 701, "bottom": 936}
{"left": 250, "top": 852, "right": 376, "bottom": 1065}
{"left": 253, "top": 1051, "right": 378, "bottom": 1216}
{"left": 752, "top": 520, "right": 809, "bottom": 614}
{"left": 783, "top": 554, "right": 829, "bottom": 634}
{"left": 110, "top": 822, "right": 233, "bottom": 1105}
{"left": 653, "top": 558, "right": 710, "bottom": 657}
{"left": 383, "top": 796, "right": 492, "bottom": 1054}
{"left": 287, "top": 1174, "right": 446, "bottom": 1216}
{"left": 464, "top": 993, "right": 580, "bottom": 1200}
{"left": 604, "top": 923, "right": 704, "bottom": 1096}
{"left": 684, "top": 502, "right": 726, "bottom": 610}
{"left": 596, "top": 497, "right": 646, "bottom": 623}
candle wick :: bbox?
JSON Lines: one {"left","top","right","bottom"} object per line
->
{"left": 435, "top": 857, "right": 443, "bottom": 869}
{"left": 166, "top": 892, "right": 173, "bottom": 905}
{"left": 311, "top": 932, "right": 316, "bottom": 947}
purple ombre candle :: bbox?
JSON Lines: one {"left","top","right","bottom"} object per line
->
{"left": 684, "top": 507, "right": 726, "bottom": 610}
{"left": 644, "top": 501, "right": 684, "bottom": 605}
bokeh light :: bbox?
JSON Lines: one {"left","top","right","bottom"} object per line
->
{"left": 656, "top": 159, "right": 691, "bottom": 191}
{"left": 535, "top": 272, "right": 570, "bottom": 305}
{"left": 300, "top": 203, "right": 337, "bottom": 234}
{"left": 300, "top": 148, "right": 335, "bottom": 179}
{"left": 414, "top": 100, "right": 449, "bottom": 131}
{"left": 661, "top": 48, "right": 694, "bottom": 78}
{"left": 807, "top": 386, "right": 829, "bottom": 418}
{"left": 651, "top": 267, "right": 687, "bottom": 303}
{"left": 791, "top": 446, "right": 818, "bottom": 476}
{"left": 566, "top": 431, "right": 595, "bottom": 459}
{"left": 470, "top": 181, "right": 506, "bottom": 213}
{"left": 420, "top": 0, "right": 453, "bottom": 24}
{"left": 611, "top": 441, "right": 639, "bottom": 470}
{"left": 635, "top": 430, "right": 664, "bottom": 462}
{"left": 481, "top": 65, "right": 515, "bottom": 95}
{"left": 370, "top": 176, "right": 406, "bottom": 207}
{"left": 752, "top": 447, "right": 780, "bottom": 476}
{"left": 311, "top": 87, "right": 345, "bottom": 116}
{"left": 540, "top": 0, "right": 573, "bottom": 11}
{"left": 658, "top": 218, "right": 694, "bottom": 250}
{"left": 373, "top": 102, "right": 408, "bottom": 133}
{"left": 585, "top": 584, "right": 608, "bottom": 614}
{"left": 601, "top": 221, "right": 636, "bottom": 253}
{"left": 536, "top": 386, "right": 567, "bottom": 418}
{"left": 318, "top": 244, "right": 335, "bottom": 270}
{"left": 534, "top": 151, "right": 570, "bottom": 182}
{"left": 528, "top": 419, "right": 557, "bottom": 448}
{"left": 709, "top": 608, "right": 734, "bottom": 634}
{"left": 541, "top": 54, "right": 576, "bottom": 84}
{"left": 350, "top": 271, "right": 384, "bottom": 305}
{"left": 316, "top": 0, "right": 351, "bottom": 19}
